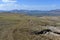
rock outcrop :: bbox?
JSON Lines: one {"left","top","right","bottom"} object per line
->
{"left": 32, "top": 26, "right": 60, "bottom": 36}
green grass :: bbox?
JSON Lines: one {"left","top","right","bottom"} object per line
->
{"left": 0, "top": 13, "right": 60, "bottom": 40}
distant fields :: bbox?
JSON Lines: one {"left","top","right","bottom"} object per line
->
{"left": 0, "top": 13, "right": 60, "bottom": 40}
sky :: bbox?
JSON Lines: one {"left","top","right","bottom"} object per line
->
{"left": 0, "top": 0, "right": 60, "bottom": 10}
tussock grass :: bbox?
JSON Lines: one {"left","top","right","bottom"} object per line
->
{"left": 0, "top": 13, "right": 60, "bottom": 40}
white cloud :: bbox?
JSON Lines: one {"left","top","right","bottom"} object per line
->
{"left": 20, "top": 5, "right": 57, "bottom": 10}
{"left": 0, "top": 0, "right": 20, "bottom": 10}
{"left": 0, "top": 0, "right": 58, "bottom": 11}
{"left": 2, "top": 0, "right": 17, "bottom": 3}
{"left": 0, "top": 4, "right": 58, "bottom": 10}
{"left": 0, "top": 3, "right": 20, "bottom": 10}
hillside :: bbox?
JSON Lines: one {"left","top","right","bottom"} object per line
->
{"left": 0, "top": 13, "right": 60, "bottom": 40}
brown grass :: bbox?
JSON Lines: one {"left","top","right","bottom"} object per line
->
{"left": 0, "top": 13, "right": 60, "bottom": 40}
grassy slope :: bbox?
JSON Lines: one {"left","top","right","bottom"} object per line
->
{"left": 0, "top": 13, "right": 60, "bottom": 40}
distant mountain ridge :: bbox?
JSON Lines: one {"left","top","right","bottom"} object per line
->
{"left": 0, "top": 9, "right": 60, "bottom": 16}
